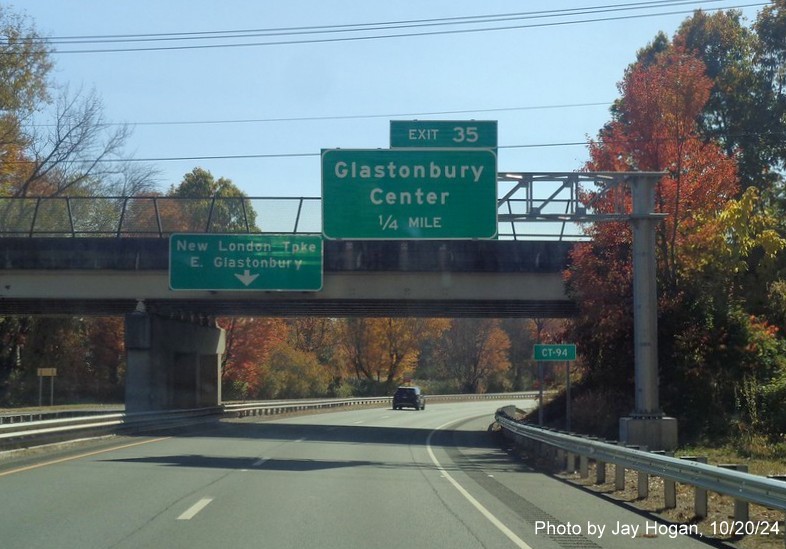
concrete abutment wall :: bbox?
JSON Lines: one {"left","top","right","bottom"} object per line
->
{"left": 124, "top": 312, "right": 225, "bottom": 412}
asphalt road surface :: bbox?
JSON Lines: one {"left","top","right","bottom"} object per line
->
{"left": 0, "top": 401, "right": 714, "bottom": 549}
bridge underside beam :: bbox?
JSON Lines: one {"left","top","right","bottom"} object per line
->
{"left": 0, "top": 271, "right": 575, "bottom": 318}
{"left": 0, "top": 297, "right": 576, "bottom": 318}
{"left": 0, "top": 238, "right": 576, "bottom": 318}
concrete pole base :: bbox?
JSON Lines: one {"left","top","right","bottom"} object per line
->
{"left": 620, "top": 416, "right": 678, "bottom": 451}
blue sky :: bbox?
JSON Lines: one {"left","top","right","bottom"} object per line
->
{"left": 17, "top": 1, "right": 768, "bottom": 198}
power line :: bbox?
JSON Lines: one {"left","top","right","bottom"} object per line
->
{"left": 26, "top": 1, "right": 766, "bottom": 54}
{"left": 9, "top": 130, "right": 786, "bottom": 164}
{"left": 26, "top": 101, "right": 612, "bottom": 129}
{"left": 36, "top": 0, "right": 734, "bottom": 44}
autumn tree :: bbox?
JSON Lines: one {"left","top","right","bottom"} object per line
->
{"left": 571, "top": 46, "right": 735, "bottom": 387}
{"left": 0, "top": 4, "right": 157, "bottom": 200}
{"left": 286, "top": 318, "right": 346, "bottom": 393}
{"left": 339, "top": 317, "right": 448, "bottom": 393}
{"left": 0, "top": 6, "right": 51, "bottom": 195}
{"left": 0, "top": 314, "right": 129, "bottom": 405}
{"left": 499, "top": 319, "right": 540, "bottom": 390}
{"left": 438, "top": 319, "right": 511, "bottom": 394}
{"left": 570, "top": 37, "right": 786, "bottom": 439}
{"left": 261, "top": 344, "right": 332, "bottom": 399}
{"left": 0, "top": 316, "right": 30, "bottom": 405}
{"left": 220, "top": 317, "right": 288, "bottom": 400}
{"left": 84, "top": 317, "right": 126, "bottom": 401}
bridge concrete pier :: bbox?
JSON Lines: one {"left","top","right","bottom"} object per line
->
{"left": 124, "top": 310, "right": 225, "bottom": 412}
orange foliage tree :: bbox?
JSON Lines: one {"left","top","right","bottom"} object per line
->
{"left": 219, "top": 317, "right": 288, "bottom": 399}
{"left": 566, "top": 44, "right": 782, "bottom": 433}
{"left": 566, "top": 45, "right": 749, "bottom": 435}
{"left": 439, "top": 319, "right": 511, "bottom": 393}
{"left": 339, "top": 317, "right": 449, "bottom": 392}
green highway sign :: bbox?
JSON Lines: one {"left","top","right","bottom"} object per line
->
{"left": 390, "top": 120, "right": 497, "bottom": 149}
{"left": 534, "top": 344, "right": 577, "bottom": 361}
{"left": 321, "top": 148, "right": 497, "bottom": 239}
{"left": 169, "top": 233, "right": 323, "bottom": 291}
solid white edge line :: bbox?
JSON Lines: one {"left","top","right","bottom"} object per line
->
{"left": 177, "top": 497, "right": 214, "bottom": 520}
{"left": 426, "top": 420, "right": 532, "bottom": 549}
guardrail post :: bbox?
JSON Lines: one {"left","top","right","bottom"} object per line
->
{"left": 556, "top": 448, "right": 566, "bottom": 470}
{"left": 546, "top": 444, "right": 556, "bottom": 466}
{"left": 682, "top": 456, "right": 708, "bottom": 518}
{"left": 579, "top": 454, "right": 589, "bottom": 478}
{"left": 615, "top": 459, "right": 625, "bottom": 490}
{"left": 638, "top": 469, "right": 649, "bottom": 498}
{"left": 566, "top": 452, "right": 576, "bottom": 473}
{"left": 720, "top": 464, "right": 749, "bottom": 522}
{"left": 596, "top": 459, "right": 606, "bottom": 484}
{"left": 663, "top": 476, "right": 676, "bottom": 509}
{"left": 651, "top": 451, "right": 676, "bottom": 509}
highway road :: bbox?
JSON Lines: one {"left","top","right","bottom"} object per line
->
{"left": 0, "top": 401, "right": 714, "bottom": 549}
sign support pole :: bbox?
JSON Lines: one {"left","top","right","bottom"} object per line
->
{"left": 619, "top": 174, "right": 678, "bottom": 450}
{"left": 538, "top": 361, "right": 544, "bottom": 426}
{"left": 565, "top": 361, "right": 571, "bottom": 432}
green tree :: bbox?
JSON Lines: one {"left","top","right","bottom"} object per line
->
{"left": 675, "top": 11, "right": 765, "bottom": 189}
{"left": 167, "top": 167, "right": 258, "bottom": 232}
{"left": 627, "top": 7, "right": 786, "bottom": 197}
{"left": 753, "top": 0, "right": 786, "bottom": 187}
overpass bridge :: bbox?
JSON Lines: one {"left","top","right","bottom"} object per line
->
{"left": 0, "top": 171, "right": 672, "bottom": 452}
{"left": 0, "top": 172, "right": 610, "bottom": 318}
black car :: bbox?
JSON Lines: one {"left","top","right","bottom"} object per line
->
{"left": 392, "top": 386, "right": 425, "bottom": 410}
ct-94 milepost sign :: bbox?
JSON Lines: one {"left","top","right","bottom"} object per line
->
{"left": 321, "top": 148, "right": 497, "bottom": 240}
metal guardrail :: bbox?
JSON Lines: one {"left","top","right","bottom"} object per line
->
{"left": 495, "top": 412, "right": 786, "bottom": 522}
{"left": 0, "top": 407, "right": 125, "bottom": 425}
{"left": 224, "top": 392, "right": 541, "bottom": 418}
{"left": 0, "top": 392, "right": 540, "bottom": 452}
{"left": 224, "top": 397, "right": 392, "bottom": 417}
{"left": 0, "top": 407, "right": 221, "bottom": 452}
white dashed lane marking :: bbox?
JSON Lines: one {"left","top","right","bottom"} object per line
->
{"left": 177, "top": 497, "right": 214, "bottom": 520}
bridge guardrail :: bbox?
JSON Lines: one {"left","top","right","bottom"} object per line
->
{"left": 224, "top": 392, "right": 542, "bottom": 418}
{"left": 495, "top": 411, "right": 786, "bottom": 527}
{"left": 0, "top": 392, "right": 541, "bottom": 452}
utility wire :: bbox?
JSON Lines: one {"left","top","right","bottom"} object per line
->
{"left": 24, "top": 1, "right": 766, "bottom": 54}
{"left": 8, "top": 131, "right": 786, "bottom": 164}
{"left": 26, "top": 101, "right": 612, "bottom": 129}
{"left": 37, "top": 0, "right": 735, "bottom": 44}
